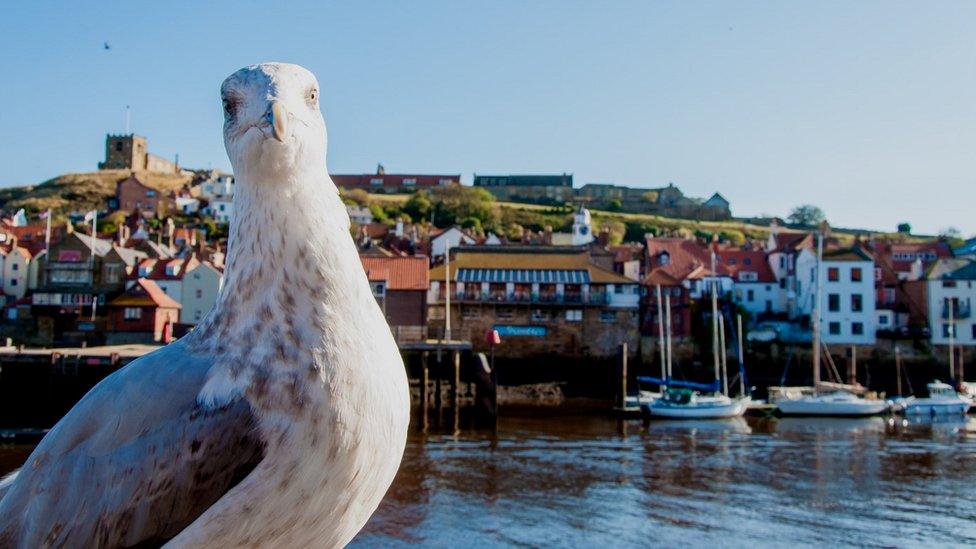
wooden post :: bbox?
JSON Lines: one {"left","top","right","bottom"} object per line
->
{"left": 849, "top": 345, "right": 856, "bottom": 385}
{"left": 619, "top": 342, "right": 628, "bottom": 410}
{"left": 960, "top": 347, "right": 966, "bottom": 382}
{"left": 452, "top": 350, "right": 461, "bottom": 408}
{"left": 895, "top": 346, "right": 902, "bottom": 397}
{"left": 421, "top": 351, "right": 430, "bottom": 408}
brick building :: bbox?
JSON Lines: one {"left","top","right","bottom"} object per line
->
{"left": 361, "top": 255, "right": 429, "bottom": 341}
{"left": 427, "top": 246, "right": 640, "bottom": 358}
{"left": 115, "top": 175, "right": 174, "bottom": 217}
{"left": 332, "top": 167, "right": 459, "bottom": 194}
{"left": 106, "top": 278, "right": 181, "bottom": 344}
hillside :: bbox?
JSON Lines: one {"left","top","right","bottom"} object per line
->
{"left": 0, "top": 170, "right": 192, "bottom": 214}
{"left": 366, "top": 192, "right": 912, "bottom": 244}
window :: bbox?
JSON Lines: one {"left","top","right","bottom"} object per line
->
{"left": 851, "top": 294, "right": 862, "bottom": 312}
{"left": 875, "top": 268, "right": 882, "bottom": 281}
{"left": 943, "top": 324, "right": 955, "bottom": 337}
{"left": 943, "top": 280, "right": 957, "bottom": 288}
{"left": 195, "top": 311, "right": 202, "bottom": 321}
{"left": 195, "top": 289, "right": 203, "bottom": 299}
{"left": 747, "top": 289, "right": 755, "bottom": 302}
{"left": 851, "top": 268, "right": 862, "bottom": 282}
{"left": 11, "top": 263, "right": 18, "bottom": 271}
{"left": 779, "top": 256, "right": 786, "bottom": 269}
{"left": 879, "top": 315, "right": 889, "bottom": 326}
{"left": 104, "top": 263, "right": 121, "bottom": 283}
{"left": 530, "top": 309, "right": 548, "bottom": 322}
{"left": 565, "top": 309, "right": 583, "bottom": 322}
{"left": 370, "top": 282, "right": 385, "bottom": 297}
{"left": 827, "top": 267, "right": 839, "bottom": 282}
{"left": 744, "top": 258, "right": 752, "bottom": 266}
{"left": 402, "top": 178, "right": 417, "bottom": 187}
{"left": 10, "top": 279, "right": 17, "bottom": 287}
{"left": 439, "top": 179, "right": 453, "bottom": 186}
{"left": 600, "top": 311, "right": 616, "bottom": 323}
{"left": 124, "top": 307, "right": 142, "bottom": 320}
{"left": 728, "top": 258, "right": 737, "bottom": 265}
{"left": 115, "top": 142, "right": 123, "bottom": 152}
{"left": 829, "top": 322, "right": 840, "bottom": 335}
{"left": 828, "top": 294, "right": 840, "bottom": 312}
{"left": 779, "top": 278, "right": 786, "bottom": 289}
{"left": 972, "top": 324, "right": 976, "bottom": 339}
{"left": 496, "top": 308, "right": 515, "bottom": 320}
{"left": 852, "top": 322, "right": 863, "bottom": 335}
{"left": 739, "top": 272, "right": 758, "bottom": 282}
{"left": 146, "top": 190, "right": 157, "bottom": 197}
{"left": 462, "top": 308, "right": 480, "bottom": 320}
{"left": 370, "top": 178, "right": 383, "bottom": 186}
{"left": 765, "top": 300, "right": 772, "bottom": 312}
{"left": 658, "top": 252, "right": 670, "bottom": 266}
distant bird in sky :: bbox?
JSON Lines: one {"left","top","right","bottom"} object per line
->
{"left": 103, "top": 41, "right": 111, "bottom": 50}
{"left": 0, "top": 63, "right": 410, "bottom": 547}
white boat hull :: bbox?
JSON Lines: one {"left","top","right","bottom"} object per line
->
{"left": 902, "top": 398, "right": 970, "bottom": 416}
{"left": 643, "top": 398, "right": 748, "bottom": 419}
{"left": 777, "top": 394, "right": 888, "bottom": 417}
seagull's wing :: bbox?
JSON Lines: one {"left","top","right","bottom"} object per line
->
{"left": 0, "top": 338, "right": 264, "bottom": 547}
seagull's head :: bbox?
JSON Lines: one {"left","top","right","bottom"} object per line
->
{"left": 220, "top": 63, "right": 326, "bottom": 179}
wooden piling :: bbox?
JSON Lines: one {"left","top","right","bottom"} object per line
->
{"left": 619, "top": 342, "right": 628, "bottom": 410}
{"left": 452, "top": 350, "right": 461, "bottom": 408}
{"left": 895, "top": 346, "right": 902, "bottom": 396}
{"left": 421, "top": 351, "right": 429, "bottom": 408}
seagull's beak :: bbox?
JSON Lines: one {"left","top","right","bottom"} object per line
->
{"left": 268, "top": 101, "right": 288, "bottom": 142}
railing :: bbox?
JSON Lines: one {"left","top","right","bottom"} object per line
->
{"left": 436, "top": 291, "right": 613, "bottom": 305}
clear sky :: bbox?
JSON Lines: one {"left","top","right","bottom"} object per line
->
{"left": 1, "top": 1, "right": 973, "bottom": 235}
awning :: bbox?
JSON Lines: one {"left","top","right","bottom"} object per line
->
{"left": 456, "top": 268, "right": 590, "bottom": 284}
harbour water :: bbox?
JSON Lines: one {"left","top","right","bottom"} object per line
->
{"left": 2, "top": 405, "right": 975, "bottom": 547}
{"left": 352, "top": 405, "right": 976, "bottom": 547}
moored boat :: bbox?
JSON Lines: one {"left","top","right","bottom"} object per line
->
{"left": 896, "top": 381, "right": 971, "bottom": 416}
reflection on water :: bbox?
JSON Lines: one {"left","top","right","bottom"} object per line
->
{"left": 352, "top": 407, "right": 976, "bottom": 547}
{"left": 0, "top": 409, "right": 974, "bottom": 547}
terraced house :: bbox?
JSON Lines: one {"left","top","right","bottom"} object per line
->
{"left": 427, "top": 246, "right": 640, "bottom": 358}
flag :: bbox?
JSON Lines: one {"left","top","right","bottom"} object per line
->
{"left": 84, "top": 210, "right": 97, "bottom": 222}
{"left": 11, "top": 209, "right": 27, "bottom": 227}
{"left": 38, "top": 210, "right": 50, "bottom": 220}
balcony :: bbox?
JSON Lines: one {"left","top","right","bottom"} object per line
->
{"left": 438, "top": 291, "right": 612, "bottom": 306}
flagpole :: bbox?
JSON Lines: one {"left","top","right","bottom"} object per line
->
{"left": 44, "top": 208, "right": 52, "bottom": 257}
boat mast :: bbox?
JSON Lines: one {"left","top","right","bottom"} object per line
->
{"left": 719, "top": 313, "right": 728, "bottom": 396}
{"left": 665, "top": 294, "right": 673, "bottom": 381}
{"left": 949, "top": 297, "right": 955, "bottom": 381}
{"left": 737, "top": 314, "right": 746, "bottom": 397}
{"left": 710, "top": 250, "right": 720, "bottom": 390}
{"left": 812, "top": 227, "right": 824, "bottom": 391}
{"left": 656, "top": 285, "right": 666, "bottom": 382}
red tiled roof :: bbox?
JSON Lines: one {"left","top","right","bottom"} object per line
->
{"left": 716, "top": 249, "right": 775, "bottom": 283}
{"left": 360, "top": 255, "right": 429, "bottom": 290}
{"left": 769, "top": 232, "right": 813, "bottom": 252}
{"left": 110, "top": 278, "right": 181, "bottom": 309}
{"left": 642, "top": 237, "right": 721, "bottom": 285}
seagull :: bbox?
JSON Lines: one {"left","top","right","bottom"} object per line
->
{"left": 104, "top": 42, "right": 111, "bottom": 50}
{"left": 0, "top": 63, "right": 410, "bottom": 547}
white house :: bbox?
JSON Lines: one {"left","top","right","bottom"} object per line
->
{"left": 797, "top": 246, "right": 877, "bottom": 344}
{"left": 208, "top": 197, "right": 234, "bottom": 224}
{"left": 925, "top": 258, "right": 976, "bottom": 346}
{"left": 175, "top": 196, "right": 200, "bottom": 215}
{"left": 346, "top": 205, "right": 373, "bottom": 225}
{"left": 181, "top": 261, "right": 224, "bottom": 324}
{"left": 198, "top": 173, "right": 235, "bottom": 200}
{"left": 717, "top": 249, "right": 785, "bottom": 315}
{"left": 430, "top": 226, "right": 476, "bottom": 259}
{"left": 2, "top": 245, "right": 33, "bottom": 300}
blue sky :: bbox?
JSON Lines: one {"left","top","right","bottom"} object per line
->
{"left": 1, "top": 1, "right": 973, "bottom": 235}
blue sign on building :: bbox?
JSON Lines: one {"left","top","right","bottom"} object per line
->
{"left": 493, "top": 325, "right": 547, "bottom": 337}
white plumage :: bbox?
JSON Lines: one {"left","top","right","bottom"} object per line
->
{"left": 0, "top": 63, "right": 410, "bottom": 548}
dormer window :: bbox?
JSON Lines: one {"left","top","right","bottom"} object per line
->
{"left": 165, "top": 264, "right": 180, "bottom": 276}
{"left": 658, "top": 252, "right": 670, "bottom": 266}
{"left": 138, "top": 266, "right": 151, "bottom": 277}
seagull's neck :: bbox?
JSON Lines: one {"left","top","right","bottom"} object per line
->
{"left": 192, "top": 165, "right": 376, "bottom": 365}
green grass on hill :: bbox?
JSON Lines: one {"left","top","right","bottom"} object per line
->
{"left": 0, "top": 170, "right": 192, "bottom": 214}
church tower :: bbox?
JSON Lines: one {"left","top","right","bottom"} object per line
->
{"left": 571, "top": 205, "right": 594, "bottom": 246}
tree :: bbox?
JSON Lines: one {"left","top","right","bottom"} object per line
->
{"left": 430, "top": 186, "right": 499, "bottom": 231}
{"left": 607, "top": 199, "right": 623, "bottom": 212}
{"left": 402, "top": 190, "right": 432, "bottom": 222}
{"left": 897, "top": 222, "right": 912, "bottom": 234}
{"left": 787, "top": 204, "right": 825, "bottom": 227}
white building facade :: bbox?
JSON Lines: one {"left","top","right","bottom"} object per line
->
{"left": 182, "top": 262, "right": 224, "bottom": 324}
{"left": 797, "top": 247, "right": 876, "bottom": 344}
{"left": 926, "top": 259, "right": 976, "bottom": 346}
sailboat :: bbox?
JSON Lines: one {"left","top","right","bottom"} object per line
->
{"left": 640, "top": 252, "right": 748, "bottom": 419}
{"left": 896, "top": 304, "right": 971, "bottom": 416}
{"left": 774, "top": 226, "right": 888, "bottom": 417}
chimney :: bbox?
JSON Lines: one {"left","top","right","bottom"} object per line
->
{"left": 598, "top": 226, "right": 611, "bottom": 247}
{"left": 522, "top": 227, "right": 530, "bottom": 243}
{"left": 543, "top": 225, "right": 553, "bottom": 246}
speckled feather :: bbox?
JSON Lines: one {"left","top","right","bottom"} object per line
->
{"left": 0, "top": 63, "right": 410, "bottom": 548}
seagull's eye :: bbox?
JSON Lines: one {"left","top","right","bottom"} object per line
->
{"left": 306, "top": 88, "right": 319, "bottom": 108}
{"left": 222, "top": 97, "right": 236, "bottom": 119}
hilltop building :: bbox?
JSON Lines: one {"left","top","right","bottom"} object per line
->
{"left": 332, "top": 165, "right": 460, "bottom": 194}
{"left": 473, "top": 174, "right": 574, "bottom": 204}
{"left": 98, "top": 134, "right": 180, "bottom": 174}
